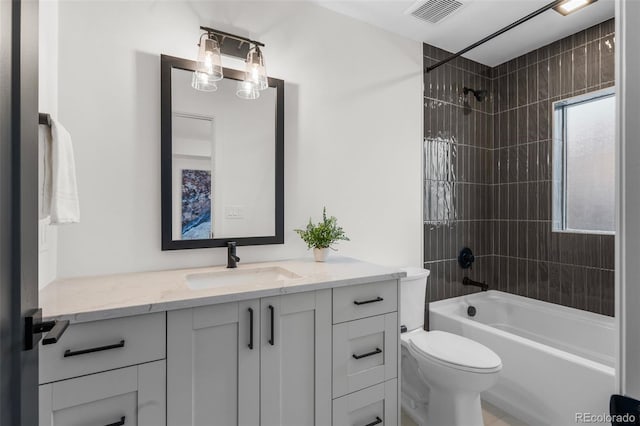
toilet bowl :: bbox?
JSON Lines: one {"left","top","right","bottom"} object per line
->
{"left": 400, "top": 268, "right": 502, "bottom": 426}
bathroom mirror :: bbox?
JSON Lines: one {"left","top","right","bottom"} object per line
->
{"left": 160, "top": 55, "right": 284, "bottom": 250}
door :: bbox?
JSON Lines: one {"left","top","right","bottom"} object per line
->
{"left": 0, "top": 0, "right": 40, "bottom": 424}
{"left": 167, "top": 299, "right": 260, "bottom": 426}
{"left": 260, "top": 290, "right": 332, "bottom": 426}
{"left": 39, "top": 360, "right": 166, "bottom": 426}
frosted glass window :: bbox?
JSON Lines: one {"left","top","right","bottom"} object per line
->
{"left": 553, "top": 91, "right": 615, "bottom": 234}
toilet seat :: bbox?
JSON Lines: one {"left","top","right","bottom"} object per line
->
{"left": 403, "top": 330, "right": 502, "bottom": 374}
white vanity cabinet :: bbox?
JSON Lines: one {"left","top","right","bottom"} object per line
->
{"left": 38, "top": 313, "right": 167, "bottom": 426}
{"left": 167, "top": 289, "right": 332, "bottom": 426}
{"left": 38, "top": 260, "right": 404, "bottom": 426}
{"left": 332, "top": 280, "right": 400, "bottom": 426}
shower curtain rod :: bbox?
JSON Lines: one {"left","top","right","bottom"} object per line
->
{"left": 425, "top": 0, "right": 567, "bottom": 73}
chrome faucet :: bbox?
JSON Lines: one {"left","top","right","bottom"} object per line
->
{"left": 227, "top": 242, "right": 240, "bottom": 268}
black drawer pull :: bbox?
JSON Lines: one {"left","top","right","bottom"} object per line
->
{"left": 104, "top": 416, "right": 125, "bottom": 426}
{"left": 268, "top": 305, "right": 275, "bottom": 346}
{"left": 362, "top": 416, "right": 382, "bottom": 426}
{"left": 353, "top": 297, "right": 384, "bottom": 306}
{"left": 352, "top": 348, "right": 382, "bottom": 360}
{"left": 248, "top": 307, "right": 254, "bottom": 350}
{"left": 64, "top": 340, "right": 125, "bottom": 357}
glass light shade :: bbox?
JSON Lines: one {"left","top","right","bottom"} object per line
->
{"left": 236, "top": 80, "right": 260, "bottom": 100}
{"left": 192, "top": 34, "right": 223, "bottom": 91}
{"left": 245, "top": 46, "right": 268, "bottom": 91}
{"left": 191, "top": 72, "right": 217, "bottom": 92}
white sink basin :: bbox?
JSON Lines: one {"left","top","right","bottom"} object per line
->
{"left": 186, "top": 266, "right": 301, "bottom": 290}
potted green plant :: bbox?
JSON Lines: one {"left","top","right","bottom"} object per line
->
{"left": 294, "top": 207, "right": 350, "bottom": 262}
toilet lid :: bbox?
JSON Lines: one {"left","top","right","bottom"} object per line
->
{"left": 408, "top": 330, "right": 502, "bottom": 371}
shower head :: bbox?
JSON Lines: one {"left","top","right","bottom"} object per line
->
{"left": 463, "top": 87, "right": 487, "bottom": 102}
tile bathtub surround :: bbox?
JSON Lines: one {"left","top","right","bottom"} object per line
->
{"left": 423, "top": 43, "right": 495, "bottom": 327}
{"left": 424, "top": 18, "right": 615, "bottom": 320}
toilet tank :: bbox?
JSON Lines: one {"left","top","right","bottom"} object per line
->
{"left": 400, "top": 267, "right": 430, "bottom": 331}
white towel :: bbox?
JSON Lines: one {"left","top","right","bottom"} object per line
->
{"left": 40, "top": 118, "right": 80, "bottom": 224}
{"left": 39, "top": 125, "right": 52, "bottom": 220}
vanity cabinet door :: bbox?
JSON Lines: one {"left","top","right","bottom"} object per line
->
{"left": 38, "top": 360, "right": 165, "bottom": 426}
{"left": 167, "top": 299, "right": 260, "bottom": 426}
{"left": 260, "top": 290, "right": 332, "bottom": 426}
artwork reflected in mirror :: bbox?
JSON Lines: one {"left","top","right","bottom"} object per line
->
{"left": 162, "top": 55, "right": 284, "bottom": 249}
{"left": 181, "top": 169, "right": 212, "bottom": 239}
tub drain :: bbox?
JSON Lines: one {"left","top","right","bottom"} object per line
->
{"left": 467, "top": 305, "right": 477, "bottom": 317}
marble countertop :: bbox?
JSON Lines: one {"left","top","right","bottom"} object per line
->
{"left": 40, "top": 257, "right": 406, "bottom": 323}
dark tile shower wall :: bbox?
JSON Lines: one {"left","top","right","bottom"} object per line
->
{"left": 423, "top": 18, "right": 616, "bottom": 320}
{"left": 423, "top": 44, "right": 496, "bottom": 326}
{"left": 492, "top": 19, "right": 615, "bottom": 316}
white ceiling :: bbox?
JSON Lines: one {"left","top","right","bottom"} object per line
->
{"left": 314, "top": 0, "right": 615, "bottom": 66}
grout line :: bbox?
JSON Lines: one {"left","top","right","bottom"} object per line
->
{"left": 423, "top": 255, "right": 615, "bottom": 272}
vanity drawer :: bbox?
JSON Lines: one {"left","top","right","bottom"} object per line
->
{"left": 333, "top": 280, "right": 397, "bottom": 324}
{"left": 333, "top": 313, "right": 397, "bottom": 398}
{"left": 332, "top": 379, "right": 398, "bottom": 426}
{"left": 40, "top": 312, "right": 166, "bottom": 384}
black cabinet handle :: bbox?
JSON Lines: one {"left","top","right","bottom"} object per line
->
{"left": 64, "top": 340, "right": 125, "bottom": 358}
{"left": 353, "top": 297, "right": 384, "bottom": 306}
{"left": 104, "top": 416, "right": 125, "bottom": 426}
{"left": 362, "top": 416, "right": 382, "bottom": 426}
{"left": 268, "top": 305, "right": 275, "bottom": 346}
{"left": 248, "top": 307, "right": 254, "bottom": 350}
{"left": 352, "top": 348, "right": 382, "bottom": 360}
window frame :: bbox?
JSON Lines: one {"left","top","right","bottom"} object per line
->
{"left": 552, "top": 87, "right": 616, "bottom": 235}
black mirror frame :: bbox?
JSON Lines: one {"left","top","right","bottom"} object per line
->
{"left": 160, "top": 54, "right": 284, "bottom": 250}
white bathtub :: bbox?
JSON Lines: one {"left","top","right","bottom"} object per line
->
{"left": 429, "top": 290, "right": 615, "bottom": 426}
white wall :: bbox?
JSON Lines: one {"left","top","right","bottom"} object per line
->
{"left": 616, "top": 0, "right": 640, "bottom": 398}
{"left": 54, "top": 0, "right": 423, "bottom": 278}
{"left": 38, "top": 0, "right": 59, "bottom": 288}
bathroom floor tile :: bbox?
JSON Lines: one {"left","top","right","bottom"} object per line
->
{"left": 401, "top": 401, "right": 529, "bottom": 426}
{"left": 401, "top": 409, "right": 419, "bottom": 426}
{"left": 492, "top": 416, "right": 529, "bottom": 426}
{"left": 482, "top": 402, "right": 503, "bottom": 425}
{"left": 482, "top": 400, "right": 530, "bottom": 426}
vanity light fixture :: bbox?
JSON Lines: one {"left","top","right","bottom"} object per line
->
{"left": 553, "top": 0, "right": 597, "bottom": 16}
{"left": 192, "top": 32, "right": 223, "bottom": 91}
{"left": 193, "top": 26, "right": 269, "bottom": 100}
{"left": 245, "top": 46, "right": 268, "bottom": 91}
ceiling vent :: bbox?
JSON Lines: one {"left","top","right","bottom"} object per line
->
{"left": 406, "top": 0, "right": 465, "bottom": 24}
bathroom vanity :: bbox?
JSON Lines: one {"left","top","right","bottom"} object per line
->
{"left": 37, "top": 257, "right": 404, "bottom": 426}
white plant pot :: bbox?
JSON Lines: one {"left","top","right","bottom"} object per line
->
{"left": 313, "top": 248, "right": 330, "bottom": 262}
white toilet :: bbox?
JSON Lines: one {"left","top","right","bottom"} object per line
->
{"left": 400, "top": 268, "right": 502, "bottom": 426}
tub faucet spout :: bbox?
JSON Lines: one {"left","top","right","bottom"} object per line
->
{"left": 462, "top": 277, "right": 488, "bottom": 291}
